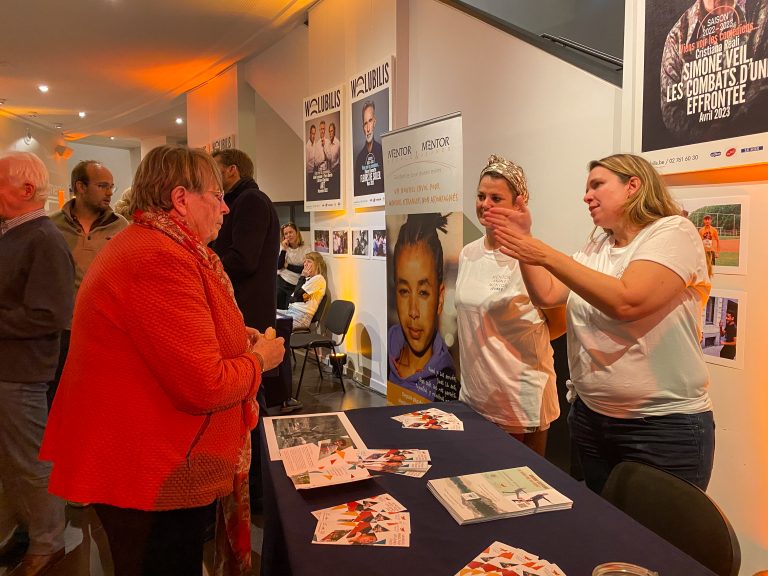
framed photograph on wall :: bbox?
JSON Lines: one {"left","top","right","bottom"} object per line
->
{"left": 313, "top": 229, "right": 330, "bottom": 254}
{"left": 675, "top": 194, "right": 749, "bottom": 276}
{"left": 700, "top": 288, "right": 746, "bottom": 370}
{"left": 351, "top": 228, "right": 370, "bottom": 258}
{"left": 370, "top": 227, "right": 387, "bottom": 259}
{"left": 332, "top": 228, "right": 349, "bottom": 256}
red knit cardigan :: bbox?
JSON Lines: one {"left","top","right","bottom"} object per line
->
{"left": 40, "top": 224, "right": 262, "bottom": 511}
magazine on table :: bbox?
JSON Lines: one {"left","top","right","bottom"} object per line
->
{"left": 263, "top": 411, "right": 367, "bottom": 461}
{"left": 428, "top": 466, "right": 572, "bottom": 525}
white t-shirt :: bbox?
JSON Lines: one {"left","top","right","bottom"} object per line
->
{"left": 278, "top": 244, "right": 311, "bottom": 286}
{"left": 567, "top": 215, "right": 712, "bottom": 418}
{"left": 281, "top": 274, "right": 326, "bottom": 330}
{"left": 455, "top": 238, "right": 559, "bottom": 431}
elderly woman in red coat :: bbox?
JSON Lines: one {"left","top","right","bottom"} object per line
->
{"left": 41, "top": 145, "right": 285, "bottom": 575}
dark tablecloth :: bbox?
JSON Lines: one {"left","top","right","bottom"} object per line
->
{"left": 261, "top": 401, "right": 717, "bottom": 576}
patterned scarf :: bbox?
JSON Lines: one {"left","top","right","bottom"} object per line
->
{"left": 133, "top": 209, "right": 257, "bottom": 574}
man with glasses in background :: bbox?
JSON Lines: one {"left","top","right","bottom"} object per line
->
{"left": 49, "top": 160, "right": 128, "bottom": 407}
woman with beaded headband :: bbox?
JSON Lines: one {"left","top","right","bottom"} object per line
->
{"left": 455, "top": 155, "right": 566, "bottom": 455}
{"left": 484, "top": 153, "right": 713, "bottom": 494}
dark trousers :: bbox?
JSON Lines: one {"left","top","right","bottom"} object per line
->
{"left": 94, "top": 503, "right": 212, "bottom": 576}
{"left": 47, "top": 329, "right": 70, "bottom": 411}
{"left": 568, "top": 397, "right": 715, "bottom": 494}
{"left": 276, "top": 276, "right": 296, "bottom": 310}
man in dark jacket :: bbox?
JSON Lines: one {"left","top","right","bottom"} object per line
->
{"left": 211, "top": 148, "right": 280, "bottom": 513}
{"left": 211, "top": 148, "right": 279, "bottom": 331}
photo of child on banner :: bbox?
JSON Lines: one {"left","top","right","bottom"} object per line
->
{"left": 386, "top": 212, "right": 461, "bottom": 405}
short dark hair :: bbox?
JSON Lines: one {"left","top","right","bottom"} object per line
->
{"left": 70, "top": 160, "right": 100, "bottom": 193}
{"left": 212, "top": 148, "right": 254, "bottom": 179}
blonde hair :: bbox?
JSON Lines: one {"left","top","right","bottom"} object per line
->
{"left": 130, "top": 146, "right": 222, "bottom": 214}
{"left": 281, "top": 222, "right": 304, "bottom": 247}
{"left": 304, "top": 251, "right": 326, "bottom": 278}
{"left": 588, "top": 153, "right": 680, "bottom": 236}
{"left": 114, "top": 187, "right": 133, "bottom": 220}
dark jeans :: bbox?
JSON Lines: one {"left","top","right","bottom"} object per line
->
{"left": 94, "top": 503, "right": 212, "bottom": 576}
{"left": 276, "top": 276, "right": 296, "bottom": 310}
{"left": 568, "top": 397, "right": 715, "bottom": 494}
{"left": 47, "top": 329, "right": 70, "bottom": 411}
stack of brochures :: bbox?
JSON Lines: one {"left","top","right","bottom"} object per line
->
{"left": 312, "top": 493, "right": 411, "bottom": 547}
{"left": 455, "top": 541, "right": 566, "bottom": 576}
{"left": 280, "top": 443, "right": 370, "bottom": 490}
{"left": 428, "top": 466, "right": 573, "bottom": 525}
{"left": 391, "top": 407, "right": 464, "bottom": 430}
{"left": 357, "top": 448, "right": 432, "bottom": 478}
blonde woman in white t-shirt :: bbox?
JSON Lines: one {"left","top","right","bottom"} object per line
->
{"left": 277, "top": 223, "right": 311, "bottom": 309}
{"left": 456, "top": 155, "right": 565, "bottom": 456}
{"left": 484, "top": 153, "right": 714, "bottom": 494}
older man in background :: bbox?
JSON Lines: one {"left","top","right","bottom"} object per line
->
{"left": 0, "top": 151, "right": 74, "bottom": 575}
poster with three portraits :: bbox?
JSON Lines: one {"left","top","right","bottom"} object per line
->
{"left": 634, "top": 0, "right": 768, "bottom": 173}
{"left": 381, "top": 113, "right": 463, "bottom": 406}
{"left": 302, "top": 58, "right": 393, "bottom": 212}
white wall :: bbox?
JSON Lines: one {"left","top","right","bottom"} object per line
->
{"left": 299, "top": 0, "right": 403, "bottom": 393}
{"left": 0, "top": 113, "right": 71, "bottom": 211}
{"left": 67, "top": 142, "right": 136, "bottom": 206}
{"left": 408, "top": 0, "right": 620, "bottom": 256}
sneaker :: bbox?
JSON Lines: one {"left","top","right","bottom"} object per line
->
{"left": 280, "top": 398, "right": 303, "bottom": 414}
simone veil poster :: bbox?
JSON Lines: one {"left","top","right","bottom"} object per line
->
{"left": 633, "top": 0, "right": 768, "bottom": 172}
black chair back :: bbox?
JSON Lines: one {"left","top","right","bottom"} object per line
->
{"left": 323, "top": 299, "right": 355, "bottom": 341}
{"left": 602, "top": 462, "right": 740, "bottom": 576}
{"left": 310, "top": 293, "right": 329, "bottom": 330}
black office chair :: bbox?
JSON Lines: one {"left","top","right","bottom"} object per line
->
{"left": 602, "top": 461, "right": 740, "bottom": 576}
{"left": 289, "top": 299, "right": 355, "bottom": 398}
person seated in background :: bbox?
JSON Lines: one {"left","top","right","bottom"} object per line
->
{"left": 277, "top": 222, "right": 310, "bottom": 309}
{"left": 278, "top": 251, "right": 326, "bottom": 331}
{"left": 40, "top": 145, "right": 285, "bottom": 576}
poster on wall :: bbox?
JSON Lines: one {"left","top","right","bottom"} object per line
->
{"left": 304, "top": 85, "right": 343, "bottom": 211}
{"left": 349, "top": 57, "right": 393, "bottom": 208}
{"left": 382, "top": 112, "right": 463, "bottom": 406}
{"left": 700, "top": 288, "right": 746, "bottom": 369}
{"left": 635, "top": 0, "right": 768, "bottom": 173}
{"left": 673, "top": 192, "right": 750, "bottom": 275}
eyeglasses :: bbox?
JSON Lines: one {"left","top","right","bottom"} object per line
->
{"left": 95, "top": 182, "right": 115, "bottom": 191}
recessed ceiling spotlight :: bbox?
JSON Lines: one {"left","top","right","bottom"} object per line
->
{"left": 78, "top": 111, "right": 86, "bottom": 118}
{"left": 54, "top": 123, "right": 63, "bottom": 129}
{"left": 109, "top": 136, "right": 115, "bottom": 140}
{"left": 38, "top": 85, "right": 49, "bottom": 93}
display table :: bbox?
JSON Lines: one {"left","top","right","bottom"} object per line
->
{"left": 260, "top": 402, "right": 717, "bottom": 576}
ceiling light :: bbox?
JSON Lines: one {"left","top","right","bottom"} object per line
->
{"left": 0, "top": 98, "right": 5, "bottom": 105}
{"left": 109, "top": 136, "right": 115, "bottom": 140}
{"left": 38, "top": 85, "right": 49, "bottom": 93}
{"left": 175, "top": 117, "right": 184, "bottom": 125}
{"left": 78, "top": 111, "right": 86, "bottom": 118}
{"left": 54, "top": 123, "right": 63, "bottom": 129}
